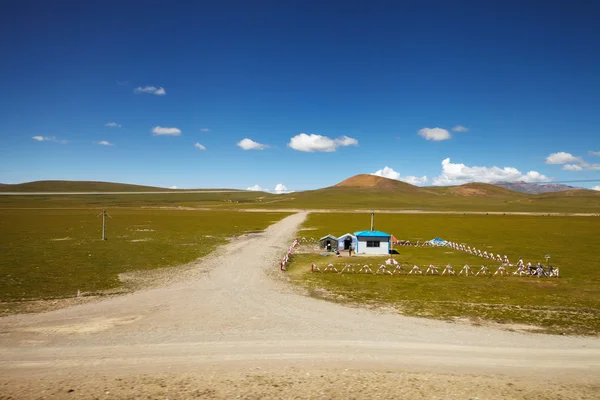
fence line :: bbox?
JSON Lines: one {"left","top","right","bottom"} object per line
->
{"left": 280, "top": 238, "right": 300, "bottom": 271}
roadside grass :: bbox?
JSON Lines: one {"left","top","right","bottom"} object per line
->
{"left": 0, "top": 209, "right": 289, "bottom": 304}
{"left": 285, "top": 213, "right": 600, "bottom": 335}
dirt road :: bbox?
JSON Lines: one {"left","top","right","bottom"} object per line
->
{"left": 1, "top": 212, "right": 598, "bottom": 399}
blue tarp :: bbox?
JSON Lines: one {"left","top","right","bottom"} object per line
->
{"left": 428, "top": 237, "right": 449, "bottom": 246}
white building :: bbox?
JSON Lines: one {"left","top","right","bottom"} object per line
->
{"left": 354, "top": 230, "right": 391, "bottom": 255}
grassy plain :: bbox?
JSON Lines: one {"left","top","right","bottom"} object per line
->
{"left": 0, "top": 209, "right": 289, "bottom": 303}
{"left": 287, "top": 213, "right": 600, "bottom": 335}
{"left": 2, "top": 184, "right": 600, "bottom": 212}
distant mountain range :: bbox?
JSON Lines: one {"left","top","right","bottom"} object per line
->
{"left": 492, "top": 181, "right": 580, "bottom": 194}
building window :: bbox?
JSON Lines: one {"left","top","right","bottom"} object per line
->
{"left": 366, "top": 241, "right": 380, "bottom": 248}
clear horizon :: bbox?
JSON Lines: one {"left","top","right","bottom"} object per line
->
{"left": 1, "top": 1, "right": 599, "bottom": 192}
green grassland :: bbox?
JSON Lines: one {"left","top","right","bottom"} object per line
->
{"left": 286, "top": 213, "right": 600, "bottom": 335}
{"left": 257, "top": 187, "right": 600, "bottom": 213}
{"left": 0, "top": 191, "right": 277, "bottom": 208}
{"left": 0, "top": 209, "right": 289, "bottom": 303}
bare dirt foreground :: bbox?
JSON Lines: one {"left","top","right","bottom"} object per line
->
{"left": 1, "top": 212, "right": 599, "bottom": 399}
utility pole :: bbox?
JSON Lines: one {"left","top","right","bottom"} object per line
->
{"left": 370, "top": 211, "right": 374, "bottom": 231}
{"left": 97, "top": 209, "right": 112, "bottom": 240}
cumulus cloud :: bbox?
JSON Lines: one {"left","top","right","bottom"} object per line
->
{"left": 96, "top": 140, "right": 113, "bottom": 146}
{"left": 152, "top": 126, "right": 181, "bottom": 136}
{"left": 372, "top": 166, "right": 428, "bottom": 186}
{"left": 237, "top": 138, "right": 269, "bottom": 150}
{"left": 274, "top": 183, "right": 288, "bottom": 194}
{"left": 590, "top": 151, "right": 600, "bottom": 156}
{"left": 545, "top": 151, "right": 600, "bottom": 170}
{"left": 194, "top": 142, "right": 206, "bottom": 150}
{"left": 593, "top": 186, "right": 600, "bottom": 191}
{"left": 169, "top": 186, "right": 178, "bottom": 189}
{"left": 418, "top": 127, "right": 451, "bottom": 141}
{"left": 545, "top": 152, "right": 583, "bottom": 164}
{"left": 373, "top": 166, "right": 401, "bottom": 180}
{"left": 105, "top": 122, "right": 121, "bottom": 128}
{"left": 200, "top": 128, "right": 210, "bottom": 132}
{"left": 452, "top": 125, "right": 469, "bottom": 132}
{"left": 287, "top": 133, "right": 358, "bottom": 152}
{"left": 32, "top": 136, "right": 67, "bottom": 144}
{"left": 432, "top": 158, "right": 549, "bottom": 185}
{"left": 247, "top": 185, "right": 263, "bottom": 191}
{"left": 562, "top": 164, "right": 583, "bottom": 171}
{"left": 134, "top": 86, "right": 166, "bottom": 95}
{"left": 403, "top": 175, "right": 429, "bottom": 185}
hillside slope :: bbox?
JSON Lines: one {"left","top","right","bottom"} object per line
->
{"left": 0, "top": 180, "right": 172, "bottom": 192}
{"left": 333, "top": 174, "right": 418, "bottom": 191}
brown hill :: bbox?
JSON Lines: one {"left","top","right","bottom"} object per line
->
{"left": 333, "top": 174, "right": 418, "bottom": 191}
{"left": 0, "top": 180, "right": 171, "bottom": 192}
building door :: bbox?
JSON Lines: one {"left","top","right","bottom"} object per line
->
{"left": 344, "top": 237, "right": 352, "bottom": 250}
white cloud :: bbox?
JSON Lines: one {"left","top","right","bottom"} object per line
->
{"left": 134, "top": 86, "right": 166, "bottom": 95}
{"left": 105, "top": 122, "right": 121, "bottom": 128}
{"left": 545, "top": 152, "right": 583, "bottom": 165}
{"left": 546, "top": 152, "right": 600, "bottom": 170}
{"left": 402, "top": 175, "right": 429, "bottom": 185}
{"left": 433, "top": 158, "right": 549, "bottom": 185}
{"left": 373, "top": 166, "right": 401, "bottom": 180}
{"left": 247, "top": 185, "right": 263, "bottom": 191}
{"left": 96, "top": 140, "right": 113, "bottom": 146}
{"left": 590, "top": 151, "right": 600, "bottom": 156}
{"left": 335, "top": 136, "right": 359, "bottom": 147}
{"left": 200, "top": 128, "right": 210, "bottom": 132}
{"left": 237, "top": 138, "right": 269, "bottom": 150}
{"left": 194, "top": 142, "right": 206, "bottom": 150}
{"left": 452, "top": 125, "right": 469, "bottom": 132}
{"left": 152, "top": 126, "right": 181, "bottom": 136}
{"left": 31, "top": 136, "right": 67, "bottom": 144}
{"left": 592, "top": 186, "right": 600, "bottom": 191}
{"left": 562, "top": 164, "right": 583, "bottom": 171}
{"left": 274, "top": 183, "right": 288, "bottom": 194}
{"left": 287, "top": 133, "right": 359, "bottom": 152}
{"left": 372, "top": 166, "right": 428, "bottom": 186}
{"left": 169, "top": 186, "right": 178, "bottom": 189}
{"left": 418, "top": 127, "right": 451, "bottom": 141}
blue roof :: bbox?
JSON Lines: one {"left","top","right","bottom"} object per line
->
{"left": 354, "top": 230, "right": 391, "bottom": 238}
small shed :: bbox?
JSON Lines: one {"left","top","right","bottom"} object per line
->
{"left": 319, "top": 234, "right": 338, "bottom": 251}
{"left": 337, "top": 233, "right": 357, "bottom": 251}
{"left": 354, "top": 230, "right": 391, "bottom": 255}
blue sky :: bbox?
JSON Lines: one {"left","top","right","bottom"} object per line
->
{"left": 1, "top": 0, "right": 599, "bottom": 191}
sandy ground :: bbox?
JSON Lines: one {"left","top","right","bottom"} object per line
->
{"left": 1, "top": 212, "right": 599, "bottom": 399}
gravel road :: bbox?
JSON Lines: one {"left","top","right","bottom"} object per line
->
{"left": 1, "top": 212, "right": 598, "bottom": 399}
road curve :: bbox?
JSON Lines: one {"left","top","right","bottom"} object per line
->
{"left": 1, "top": 212, "right": 598, "bottom": 398}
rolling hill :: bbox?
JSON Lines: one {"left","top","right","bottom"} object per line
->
{"left": 260, "top": 175, "right": 600, "bottom": 212}
{"left": 0, "top": 180, "right": 174, "bottom": 192}
{"left": 1, "top": 176, "right": 598, "bottom": 212}
{"left": 493, "top": 181, "right": 580, "bottom": 194}
{"left": 333, "top": 174, "right": 419, "bottom": 191}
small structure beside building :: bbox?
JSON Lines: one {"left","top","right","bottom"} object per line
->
{"left": 354, "top": 230, "right": 391, "bottom": 255}
{"left": 337, "top": 233, "right": 357, "bottom": 251}
{"left": 319, "top": 234, "right": 338, "bottom": 251}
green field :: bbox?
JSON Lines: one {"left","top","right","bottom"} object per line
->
{"left": 286, "top": 213, "right": 600, "bottom": 335}
{"left": 0, "top": 209, "right": 289, "bottom": 303}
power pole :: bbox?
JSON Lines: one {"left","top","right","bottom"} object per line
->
{"left": 97, "top": 209, "right": 112, "bottom": 240}
{"left": 370, "top": 211, "right": 374, "bottom": 231}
